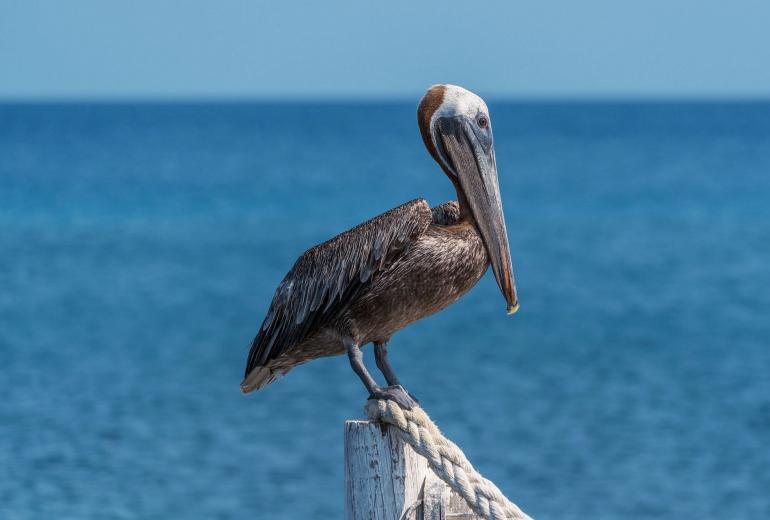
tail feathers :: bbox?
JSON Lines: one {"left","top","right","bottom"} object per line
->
{"left": 240, "top": 365, "right": 290, "bottom": 393}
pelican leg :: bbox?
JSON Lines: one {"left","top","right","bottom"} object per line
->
{"left": 345, "top": 339, "right": 417, "bottom": 410}
{"left": 374, "top": 341, "right": 400, "bottom": 386}
{"left": 375, "top": 341, "right": 420, "bottom": 406}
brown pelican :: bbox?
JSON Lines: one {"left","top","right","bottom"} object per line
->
{"left": 241, "top": 85, "right": 518, "bottom": 408}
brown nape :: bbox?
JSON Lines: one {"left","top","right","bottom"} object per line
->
{"left": 417, "top": 85, "right": 445, "bottom": 164}
{"left": 417, "top": 85, "right": 473, "bottom": 222}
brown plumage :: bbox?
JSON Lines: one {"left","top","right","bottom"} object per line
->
{"left": 242, "top": 85, "right": 519, "bottom": 408}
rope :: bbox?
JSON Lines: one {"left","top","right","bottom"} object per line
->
{"left": 365, "top": 399, "right": 533, "bottom": 520}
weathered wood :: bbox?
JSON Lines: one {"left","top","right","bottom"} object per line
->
{"left": 345, "top": 419, "right": 480, "bottom": 520}
{"left": 345, "top": 420, "right": 428, "bottom": 520}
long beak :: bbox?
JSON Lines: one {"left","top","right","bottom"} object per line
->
{"left": 436, "top": 116, "right": 519, "bottom": 314}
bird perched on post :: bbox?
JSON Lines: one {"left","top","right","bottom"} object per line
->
{"left": 241, "top": 85, "right": 518, "bottom": 408}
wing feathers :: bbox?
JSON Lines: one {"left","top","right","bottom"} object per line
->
{"left": 243, "top": 199, "right": 432, "bottom": 381}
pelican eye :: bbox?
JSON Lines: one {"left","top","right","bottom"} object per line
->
{"left": 477, "top": 116, "right": 488, "bottom": 129}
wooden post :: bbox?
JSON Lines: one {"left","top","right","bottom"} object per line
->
{"left": 345, "top": 419, "right": 480, "bottom": 520}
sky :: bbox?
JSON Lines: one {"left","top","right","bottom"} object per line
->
{"left": 2, "top": 0, "right": 770, "bottom": 100}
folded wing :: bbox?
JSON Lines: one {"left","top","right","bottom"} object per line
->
{"left": 243, "top": 199, "right": 433, "bottom": 383}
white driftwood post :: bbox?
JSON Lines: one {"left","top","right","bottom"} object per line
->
{"left": 345, "top": 419, "right": 480, "bottom": 520}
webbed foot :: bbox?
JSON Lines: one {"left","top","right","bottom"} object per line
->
{"left": 369, "top": 385, "right": 419, "bottom": 410}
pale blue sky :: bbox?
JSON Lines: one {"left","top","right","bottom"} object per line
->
{"left": 2, "top": 0, "right": 769, "bottom": 100}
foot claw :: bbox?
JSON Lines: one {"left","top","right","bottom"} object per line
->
{"left": 370, "top": 385, "right": 419, "bottom": 410}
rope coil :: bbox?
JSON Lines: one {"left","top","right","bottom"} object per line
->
{"left": 365, "top": 399, "right": 533, "bottom": 520}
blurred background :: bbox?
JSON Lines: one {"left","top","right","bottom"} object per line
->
{"left": 2, "top": 2, "right": 769, "bottom": 519}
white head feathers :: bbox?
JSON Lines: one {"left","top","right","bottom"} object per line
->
{"left": 430, "top": 84, "right": 489, "bottom": 124}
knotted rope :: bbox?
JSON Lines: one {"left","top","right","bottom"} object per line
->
{"left": 365, "top": 399, "right": 533, "bottom": 520}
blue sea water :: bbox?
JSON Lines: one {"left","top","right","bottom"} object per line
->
{"left": 1, "top": 101, "right": 769, "bottom": 520}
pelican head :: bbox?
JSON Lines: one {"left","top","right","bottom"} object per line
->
{"left": 418, "top": 84, "right": 519, "bottom": 315}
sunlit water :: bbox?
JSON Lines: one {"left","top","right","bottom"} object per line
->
{"left": 1, "top": 102, "right": 769, "bottom": 519}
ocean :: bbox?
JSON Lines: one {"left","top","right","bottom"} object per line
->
{"left": 1, "top": 101, "right": 769, "bottom": 519}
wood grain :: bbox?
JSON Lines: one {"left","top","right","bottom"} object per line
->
{"left": 345, "top": 419, "right": 479, "bottom": 520}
